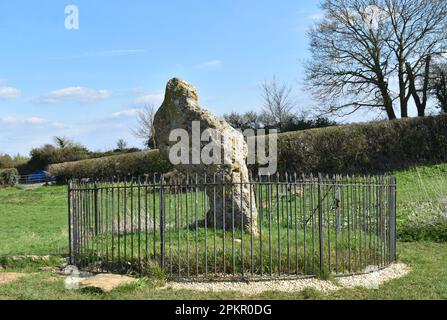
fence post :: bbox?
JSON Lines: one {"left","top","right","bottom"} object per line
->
{"left": 389, "top": 176, "right": 397, "bottom": 262}
{"left": 94, "top": 181, "right": 99, "bottom": 236}
{"left": 68, "top": 180, "right": 74, "bottom": 265}
{"left": 317, "top": 173, "right": 324, "bottom": 273}
{"left": 160, "top": 175, "right": 165, "bottom": 269}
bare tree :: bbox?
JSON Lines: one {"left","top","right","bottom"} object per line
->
{"left": 224, "top": 111, "right": 262, "bottom": 131}
{"left": 306, "top": 0, "right": 397, "bottom": 119}
{"left": 305, "top": 0, "right": 447, "bottom": 120}
{"left": 132, "top": 104, "right": 157, "bottom": 149}
{"left": 116, "top": 139, "right": 128, "bottom": 151}
{"left": 259, "top": 77, "right": 296, "bottom": 131}
{"left": 385, "top": 0, "right": 447, "bottom": 117}
{"left": 53, "top": 136, "right": 75, "bottom": 149}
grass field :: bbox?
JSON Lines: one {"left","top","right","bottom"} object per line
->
{"left": 0, "top": 185, "right": 68, "bottom": 257}
{"left": 0, "top": 242, "right": 445, "bottom": 300}
{"left": 1, "top": 163, "right": 447, "bottom": 299}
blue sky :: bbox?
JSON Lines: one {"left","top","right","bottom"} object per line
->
{"left": 0, "top": 0, "right": 324, "bottom": 155}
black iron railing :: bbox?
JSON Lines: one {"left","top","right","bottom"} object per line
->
{"left": 68, "top": 173, "right": 397, "bottom": 280}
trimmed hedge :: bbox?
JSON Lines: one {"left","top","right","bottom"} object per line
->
{"left": 273, "top": 115, "right": 447, "bottom": 174}
{"left": 48, "top": 150, "right": 172, "bottom": 181}
{"left": 0, "top": 168, "right": 19, "bottom": 187}
{"left": 48, "top": 115, "right": 447, "bottom": 180}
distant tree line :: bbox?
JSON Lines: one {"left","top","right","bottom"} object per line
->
{"left": 1, "top": 137, "right": 141, "bottom": 174}
{"left": 224, "top": 78, "right": 337, "bottom": 133}
{"left": 0, "top": 154, "right": 28, "bottom": 170}
{"left": 223, "top": 111, "right": 336, "bottom": 133}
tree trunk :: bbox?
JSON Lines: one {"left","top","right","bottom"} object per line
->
{"left": 377, "top": 74, "right": 397, "bottom": 120}
{"left": 384, "top": 94, "right": 397, "bottom": 120}
{"left": 406, "top": 62, "right": 422, "bottom": 115}
{"left": 420, "top": 56, "right": 431, "bottom": 117}
{"left": 406, "top": 57, "right": 431, "bottom": 117}
{"left": 398, "top": 61, "right": 408, "bottom": 118}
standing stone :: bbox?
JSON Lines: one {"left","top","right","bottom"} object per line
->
{"left": 154, "top": 78, "right": 258, "bottom": 234}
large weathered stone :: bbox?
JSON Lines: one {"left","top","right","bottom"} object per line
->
{"left": 154, "top": 78, "right": 258, "bottom": 233}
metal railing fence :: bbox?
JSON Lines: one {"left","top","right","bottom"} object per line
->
{"left": 68, "top": 173, "right": 397, "bottom": 280}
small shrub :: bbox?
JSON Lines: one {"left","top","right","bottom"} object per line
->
{"left": 398, "top": 202, "right": 447, "bottom": 242}
{"left": 24, "top": 144, "right": 90, "bottom": 174}
{"left": 0, "top": 168, "right": 19, "bottom": 187}
{"left": 399, "top": 222, "right": 447, "bottom": 242}
{"left": 0, "top": 154, "right": 14, "bottom": 169}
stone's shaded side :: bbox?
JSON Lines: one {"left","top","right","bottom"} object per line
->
{"left": 154, "top": 78, "right": 258, "bottom": 233}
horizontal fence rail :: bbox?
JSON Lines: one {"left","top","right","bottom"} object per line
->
{"left": 68, "top": 173, "right": 397, "bottom": 280}
{"left": 19, "top": 175, "right": 56, "bottom": 185}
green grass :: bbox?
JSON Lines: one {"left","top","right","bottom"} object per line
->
{"left": 0, "top": 185, "right": 68, "bottom": 258}
{"left": 81, "top": 227, "right": 384, "bottom": 278}
{"left": 395, "top": 163, "right": 447, "bottom": 241}
{"left": 1, "top": 163, "right": 437, "bottom": 259}
{"left": 396, "top": 163, "right": 447, "bottom": 207}
{"left": 0, "top": 163, "right": 447, "bottom": 299}
{"left": 0, "top": 241, "right": 445, "bottom": 300}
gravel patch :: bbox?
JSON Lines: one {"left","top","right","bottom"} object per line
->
{"left": 11, "top": 255, "right": 51, "bottom": 262}
{"left": 337, "top": 263, "right": 411, "bottom": 289}
{"left": 78, "top": 274, "right": 137, "bottom": 292}
{"left": 159, "top": 263, "right": 410, "bottom": 295}
{"left": 0, "top": 273, "right": 28, "bottom": 285}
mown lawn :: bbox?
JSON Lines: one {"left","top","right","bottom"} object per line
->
{"left": 0, "top": 241, "right": 445, "bottom": 300}
{"left": 0, "top": 185, "right": 68, "bottom": 257}
{"left": 0, "top": 163, "right": 446, "bottom": 299}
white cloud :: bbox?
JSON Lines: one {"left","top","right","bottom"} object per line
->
{"left": 0, "top": 87, "right": 21, "bottom": 100}
{"left": 0, "top": 116, "right": 18, "bottom": 124}
{"left": 26, "top": 117, "right": 47, "bottom": 124}
{"left": 0, "top": 116, "right": 67, "bottom": 131}
{"left": 128, "top": 87, "right": 147, "bottom": 95}
{"left": 35, "top": 87, "right": 111, "bottom": 104}
{"left": 111, "top": 108, "right": 141, "bottom": 117}
{"left": 51, "top": 121, "right": 67, "bottom": 129}
{"left": 195, "top": 60, "right": 223, "bottom": 69}
{"left": 307, "top": 12, "right": 324, "bottom": 21}
{"left": 134, "top": 93, "right": 164, "bottom": 106}
{"left": 0, "top": 116, "right": 48, "bottom": 125}
{"left": 55, "top": 49, "right": 147, "bottom": 60}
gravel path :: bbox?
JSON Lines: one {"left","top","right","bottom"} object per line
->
{"left": 159, "top": 263, "right": 410, "bottom": 295}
